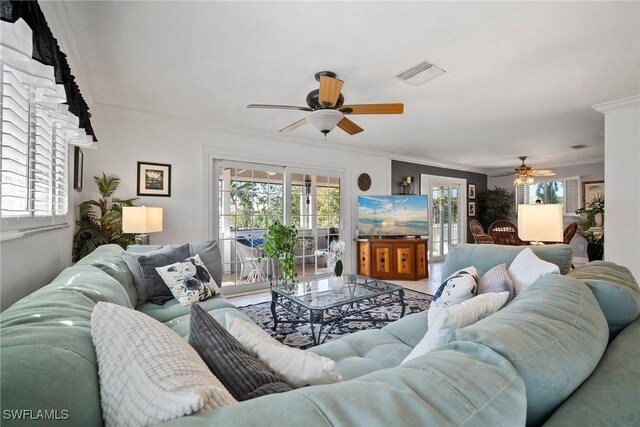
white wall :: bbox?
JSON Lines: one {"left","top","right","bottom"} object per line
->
{"left": 488, "top": 162, "right": 604, "bottom": 260}
{"left": 594, "top": 96, "right": 640, "bottom": 280}
{"left": 82, "top": 105, "right": 393, "bottom": 274}
{"left": 0, "top": 149, "right": 83, "bottom": 311}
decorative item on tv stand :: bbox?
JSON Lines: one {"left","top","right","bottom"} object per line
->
{"left": 122, "top": 206, "right": 164, "bottom": 245}
{"left": 263, "top": 221, "right": 299, "bottom": 288}
{"left": 327, "top": 240, "right": 346, "bottom": 292}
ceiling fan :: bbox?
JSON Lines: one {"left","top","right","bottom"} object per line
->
{"left": 247, "top": 71, "right": 404, "bottom": 137}
{"left": 491, "top": 156, "right": 556, "bottom": 185}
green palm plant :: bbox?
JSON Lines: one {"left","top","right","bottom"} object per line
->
{"left": 72, "top": 173, "right": 137, "bottom": 261}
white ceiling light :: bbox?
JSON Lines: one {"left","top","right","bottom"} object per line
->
{"left": 396, "top": 60, "right": 447, "bottom": 86}
{"left": 307, "top": 109, "right": 344, "bottom": 136}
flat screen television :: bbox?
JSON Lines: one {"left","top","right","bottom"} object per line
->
{"left": 357, "top": 195, "right": 429, "bottom": 237}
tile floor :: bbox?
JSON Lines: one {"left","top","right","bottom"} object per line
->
{"left": 228, "top": 261, "right": 444, "bottom": 307}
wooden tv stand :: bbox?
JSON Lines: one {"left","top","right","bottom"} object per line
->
{"left": 356, "top": 238, "right": 428, "bottom": 281}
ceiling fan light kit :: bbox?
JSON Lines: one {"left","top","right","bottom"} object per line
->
{"left": 247, "top": 71, "right": 404, "bottom": 138}
{"left": 513, "top": 156, "right": 535, "bottom": 186}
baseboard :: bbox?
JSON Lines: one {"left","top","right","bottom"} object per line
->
{"left": 573, "top": 256, "right": 589, "bottom": 264}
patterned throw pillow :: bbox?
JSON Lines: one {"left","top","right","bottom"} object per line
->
{"left": 156, "top": 255, "right": 218, "bottom": 306}
{"left": 90, "top": 302, "right": 235, "bottom": 426}
{"left": 508, "top": 247, "right": 560, "bottom": 296}
{"left": 189, "top": 305, "right": 293, "bottom": 401}
{"left": 478, "top": 263, "right": 515, "bottom": 303}
{"left": 431, "top": 267, "right": 478, "bottom": 309}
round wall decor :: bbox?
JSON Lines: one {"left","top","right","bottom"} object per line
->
{"left": 358, "top": 173, "right": 372, "bottom": 191}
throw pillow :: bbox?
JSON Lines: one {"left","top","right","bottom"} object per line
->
{"left": 190, "top": 241, "right": 223, "bottom": 288}
{"left": 189, "top": 305, "right": 293, "bottom": 401}
{"left": 90, "top": 302, "right": 235, "bottom": 426}
{"left": 402, "top": 292, "right": 509, "bottom": 365}
{"left": 122, "top": 245, "right": 180, "bottom": 305}
{"left": 137, "top": 243, "right": 191, "bottom": 305}
{"left": 508, "top": 247, "right": 560, "bottom": 296}
{"left": 224, "top": 313, "right": 343, "bottom": 388}
{"left": 431, "top": 267, "right": 478, "bottom": 309}
{"left": 156, "top": 255, "right": 218, "bottom": 306}
{"left": 478, "top": 263, "right": 515, "bottom": 303}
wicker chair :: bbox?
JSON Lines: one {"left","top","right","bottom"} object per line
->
{"left": 563, "top": 222, "right": 578, "bottom": 244}
{"left": 488, "top": 220, "right": 525, "bottom": 246}
{"left": 469, "top": 219, "right": 494, "bottom": 244}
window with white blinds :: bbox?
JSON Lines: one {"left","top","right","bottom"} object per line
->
{"left": 1, "top": 64, "right": 68, "bottom": 229}
{"left": 515, "top": 176, "right": 581, "bottom": 215}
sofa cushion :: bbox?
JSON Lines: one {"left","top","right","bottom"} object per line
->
{"left": 137, "top": 243, "right": 191, "bottom": 305}
{"left": 402, "top": 292, "right": 509, "bottom": 365}
{"left": 189, "top": 305, "right": 292, "bottom": 401}
{"left": 91, "top": 302, "right": 236, "bottom": 426}
{"left": 478, "top": 263, "right": 515, "bottom": 302}
{"left": 158, "top": 341, "right": 527, "bottom": 427}
{"left": 156, "top": 255, "right": 218, "bottom": 306}
{"left": 568, "top": 261, "right": 640, "bottom": 339}
{"left": 508, "top": 247, "right": 560, "bottom": 296}
{"left": 544, "top": 316, "right": 640, "bottom": 427}
{"left": 137, "top": 293, "right": 237, "bottom": 324}
{"left": 382, "top": 310, "right": 429, "bottom": 348}
{"left": 442, "top": 243, "right": 573, "bottom": 279}
{"left": 447, "top": 274, "right": 609, "bottom": 426}
{"left": 310, "top": 329, "right": 413, "bottom": 380}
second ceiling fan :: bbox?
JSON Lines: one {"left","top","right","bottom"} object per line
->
{"left": 247, "top": 71, "right": 404, "bottom": 137}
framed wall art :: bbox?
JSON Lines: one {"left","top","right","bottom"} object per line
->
{"left": 468, "top": 184, "right": 476, "bottom": 199}
{"left": 73, "top": 146, "right": 83, "bottom": 191}
{"left": 583, "top": 180, "right": 604, "bottom": 209}
{"left": 137, "top": 162, "right": 171, "bottom": 197}
{"left": 468, "top": 201, "right": 476, "bottom": 217}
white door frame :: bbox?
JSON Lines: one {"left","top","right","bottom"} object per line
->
{"left": 420, "top": 174, "right": 467, "bottom": 261}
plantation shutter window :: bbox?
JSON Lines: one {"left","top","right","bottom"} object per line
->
{"left": 563, "top": 177, "right": 580, "bottom": 215}
{"left": 1, "top": 18, "right": 95, "bottom": 231}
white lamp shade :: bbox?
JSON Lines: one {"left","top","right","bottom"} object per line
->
{"left": 307, "top": 110, "right": 344, "bottom": 133}
{"left": 517, "top": 204, "right": 563, "bottom": 242}
{"left": 122, "top": 207, "right": 163, "bottom": 233}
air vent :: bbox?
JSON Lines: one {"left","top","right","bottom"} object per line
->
{"left": 396, "top": 60, "right": 447, "bottom": 86}
{"left": 571, "top": 144, "right": 589, "bottom": 149}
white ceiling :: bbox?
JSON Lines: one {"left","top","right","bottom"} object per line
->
{"left": 45, "top": 1, "right": 639, "bottom": 171}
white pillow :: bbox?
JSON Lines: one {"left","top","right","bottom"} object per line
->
{"left": 91, "top": 302, "right": 235, "bottom": 426}
{"left": 508, "top": 247, "right": 560, "bottom": 296}
{"left": 401, "top": 292, "right": 509, "bottom": 365}
{"left": 225, "top": 313, "right": 342, "bottom": 388}
{"left": 431, "top": 267, "right": 478, "bottom": 309}
{"left": 155, "top": 254, "right": 218, "bottom": 306}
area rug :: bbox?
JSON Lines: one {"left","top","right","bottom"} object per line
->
{"left": 237, "top": 289, "right": 431, "bottom": 349}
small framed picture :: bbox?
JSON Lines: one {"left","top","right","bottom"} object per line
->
{"left": 73, "top": 146, "right": 83, "bottom": 191}
{"left": 468, "top": 184, "right": 476, "bottom": 199}
{"left": 583, "top": 180, "right": 604, "bottom": 209}
{"left": 468, "top": 202, "right": 476, "bottom": 217}
{"left": 137, "top": 162, "right": 171, "bottom": 197}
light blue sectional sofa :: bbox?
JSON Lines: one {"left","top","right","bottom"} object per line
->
{"left": 1, "top": 243, "right": 639, "bottom": 426}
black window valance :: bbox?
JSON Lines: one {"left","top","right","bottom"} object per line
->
{"left": 1, "top": 0, "right": 97, "bottom": 141}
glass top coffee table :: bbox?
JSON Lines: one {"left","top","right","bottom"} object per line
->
{"left": 270, "top": 274, "right": 405, "bottom": 346}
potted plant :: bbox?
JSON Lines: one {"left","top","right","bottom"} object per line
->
{"left": 328, "top": 240, "right": 346, "bottom": 291}
{"left": 477, "top": 187, "right": 515, "bottom": 228}
{"left": 576, "top": 192, "right": 605, "bottom": 261}
{"left": 72, "top": 173, "right": 138, "bottom": 261}
{"left": 263, "top": 221, "right": 299, "bottom": 286}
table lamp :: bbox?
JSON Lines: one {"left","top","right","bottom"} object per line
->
{"left": 122, "top": 206, "right": 163, "bottom": 245}
{"left": 517, "top": 204, "right": 563, "bottom": 245}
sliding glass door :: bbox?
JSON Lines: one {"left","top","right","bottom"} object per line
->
{"left": 215, "top": 161, "right": 342, "bottom": 294}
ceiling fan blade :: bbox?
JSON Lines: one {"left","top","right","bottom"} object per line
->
{"left": 279, "top": 118, "right": 308, "bottom": 132}
{"left": 340, "top": 103, "right": 404, "bottom": 115}
{"left": 533, "top": 169, "right": 556, "bottom": 177}
{"left": 490, "top": 172, "right": 515, "bottom": 178}
{"left": 319, "top": 76, "right": 344, "bottom": 108}
{"left": 247, "top": 104, "right": 313, "bottom": 111}
{"left": 337, "top": 117, "right": 364, "bottom": 135}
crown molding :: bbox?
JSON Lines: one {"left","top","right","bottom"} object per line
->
{"left": 592, "top": 95, "right": 640, "bottom": 114}
{"left": 39, "top": 1, "right": 94, "bottom": 106}
{"left": 93, "top": 102, "right": 491, "bottom": 175}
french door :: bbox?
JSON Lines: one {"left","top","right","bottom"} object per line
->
{"left": 421, "top": 175, "right": 466, "bottom": 262}
{"left": 214, "top": 160, "right": 343, "bottom": 294}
